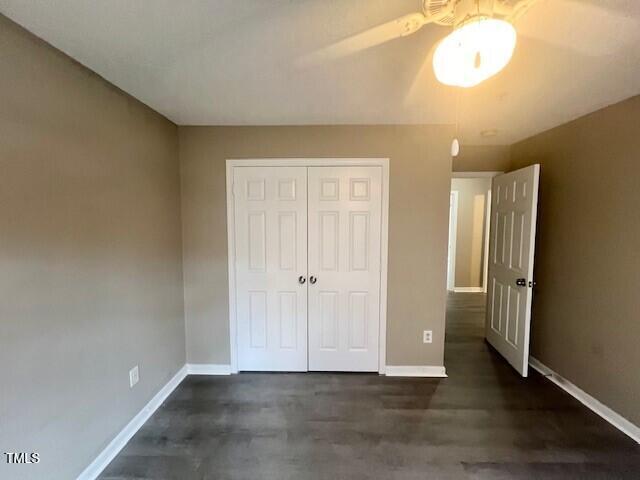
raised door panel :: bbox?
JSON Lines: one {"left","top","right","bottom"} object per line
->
{"left": 319, "top": 212, "right": 339, "bottom": 271}
{"left": 319, "top": 291, "right": 339, "bottom": 350}
{"left": 489, "top": 278, "right": 503, "bottom": 335}
{"left": 234, "top": 167, "right": 308, "bottom": 371}
{"left": 278, "top": 212, "right": 297, "bottom": 271}
{"left": 348, "top": 292, "right": 368, "bottom": 351}
{"left": 278, "top": 292, "right": 298, "bottom": 349}
{"left": 248, "top": 291, "right": 267, "bottom": 348}
{"left": 506, "top": 286, "right": 520, "bottom": 348}
{"left": 248, "top": 212, "right": 267, "bottom": 271}
{"left": 349, "top": 212, "right": 370, "bottom": 271}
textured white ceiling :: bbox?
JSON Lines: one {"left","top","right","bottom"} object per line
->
{"left": 1, "top": 0, "right": 639, "bottom": 144}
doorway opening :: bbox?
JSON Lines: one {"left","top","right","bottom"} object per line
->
{"left": 447, "top": 172, "right": 501, "bottom": 293}
{"left": 446, "top": 166, "right": 541, "bottom": 378}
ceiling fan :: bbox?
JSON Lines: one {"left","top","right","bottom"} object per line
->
{"left": 397, "top": 0, "right": 540, "bottom": 87}
{"left": 302, "top": 0, "right": 540, "bottom": 88}
{"left": 392, "top": 0, "right": 537, "bottom": 36}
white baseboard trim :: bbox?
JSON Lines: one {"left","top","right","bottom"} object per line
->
{"left": 529, "top": 357, "right": 640, "bottom": 444}
{"left": 76, "top": 365, "right": 188, "bottom": 480}
{"left": 186, "top": 363, "right": 232, "bottom": 375}
{"left": 453, "top": 287, "right": 485, "bottom": 293}
{"left": 78, "top": 361, "right": 451, "bottom": 479}
{"left": 385, "top": 365, "right": 447, "bottom": 378}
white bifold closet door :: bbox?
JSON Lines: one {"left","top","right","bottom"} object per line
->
{"left": 307, "top": 166, "right": 382, "bottom": 372}
{"left": 234, "top": 167, "right": 308, "bottom": 371}
{"left": 233, "top": 165, "right": 382, "bottom": 372}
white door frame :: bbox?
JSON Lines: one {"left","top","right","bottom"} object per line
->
{"left": 447, "top": 191, "right": 459, "bottom": 291}
{"left": 226, "top": 158, "right": 390, "bottom": 374}
{"left": 482, "top": 188, "right": 492, "bottom": 293}
{"left": 450, "top": 171, "right": 502, "bottom": 293}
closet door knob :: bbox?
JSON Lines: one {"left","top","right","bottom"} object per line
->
{"left": 298, "top": 276, "right": 306, "bottom": 285}
{"left": 309, "top": 276, "right": 317, "bottom": 285}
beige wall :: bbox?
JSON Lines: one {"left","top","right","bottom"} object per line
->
{"left": 179, "top": 125, "right": 454, "bottom": 367}
{"left": 0, "top": 16, "right": 185, "bottom": 480}
{"left": 454, "top": 145, "right": 511, "bottom": 172}
{"left": 511, "top": 95, "right": 640, "bottom": 426}
{"left": 4, "top": 0, "right": 639, "bottom": 473}
{"left": 451, "top": 178, "right": 491, "bottom": 288}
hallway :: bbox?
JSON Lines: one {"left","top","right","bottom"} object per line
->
{"left": 99, "top": 294, "right": 640, "bottom": 479}
{"left": 443, "top": 293, "right": 640, "bottom": 477}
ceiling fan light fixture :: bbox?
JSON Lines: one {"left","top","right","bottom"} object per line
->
{"left": 451, "top": 138, "right": 460, "bottom": 157}
{"left": 433, "top": 16, "right": 517, "bottom": 88}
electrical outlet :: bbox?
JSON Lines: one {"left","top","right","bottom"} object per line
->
{"left": 129, "top": 365, "right": 139, "bottom": 388}
{"left": 423, "top": 330, "right": 433, "bottom": 344}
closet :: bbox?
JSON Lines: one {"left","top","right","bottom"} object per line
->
{"left": 231, "top": 163, "right": 385, "bottom": 372}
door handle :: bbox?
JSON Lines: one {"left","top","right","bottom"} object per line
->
{"left": 515, "top": 278, "right": 526, "bottom": 287}
{"left": 309, "top": 276, "right": 317, "bottom": 285}
{"left": 298, "top": 276, "right": 306, "bottom": 285}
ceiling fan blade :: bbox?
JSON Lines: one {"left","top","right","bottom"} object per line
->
{"left": 403, "top": 37, "right": 450, "bottom": 107}
{"left": 298, "top": 12, "right": 428, "bottom": 67}
{"left": 516, "top": 0, "right": 640, "bottom": 57}
{"left": 500, "top": 0, "right": 540, "bottom": 23}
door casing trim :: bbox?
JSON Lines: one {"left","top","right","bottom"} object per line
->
{"left": 226, "top": 158, "right": 390, "bottom": 374}
{"left": 447, "top": 190, "right": 459, "bottom": 291}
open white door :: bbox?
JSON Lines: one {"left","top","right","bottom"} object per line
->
{"left": 485, "top": 165, "right": 540, "bottom": 376}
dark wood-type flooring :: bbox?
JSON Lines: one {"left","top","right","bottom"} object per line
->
{"left": 100, "top": 293, "right": 640, "bottom": 479}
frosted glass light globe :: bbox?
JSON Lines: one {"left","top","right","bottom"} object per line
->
{"left": 451, "top": 138, "right": 460, "bottom": 157}
{"left": 433, "top": 17, "right": 517, "bottom": 88}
